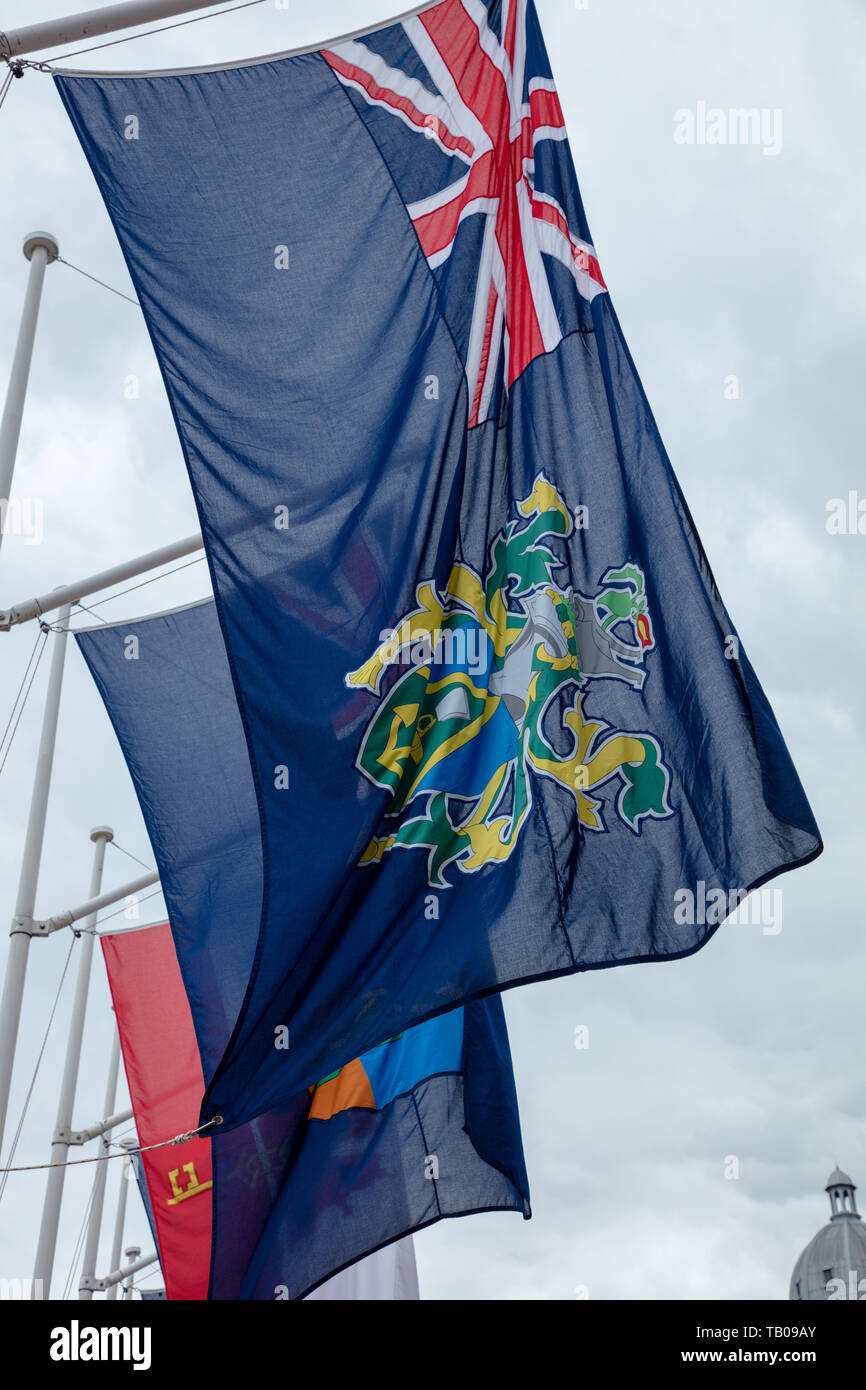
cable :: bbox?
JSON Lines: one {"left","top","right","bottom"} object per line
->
{"left": 83, "top": 554, "right": 207, "bottom": 610}
{"left": 96, "top": 888, "right": 164, "bottom": 929}
{"left": 0, "top": 630, "right": 53, "bottom": 780}
{"left": 61, "top": 1181, "right": 97, "bottom": 1301}
{"left": 0, "top": 625, "right": 48, "bottom": 776}
{"left": 73, "top": 599, "right": 110, "bottom": 626}
{"left": 0, "top": 934, "right": 78, "bottom": 1204}
{"left": 106, "top": 1125, "right": 139, "bottom": 1149}
{"left": 41, "top": 0, "right": 268, "bottom": 66}
{"left": 71, "top": 555, "right": 207, "bottom": 619}
{"left": 107, "top": 839, "right": 154, "bottom": 874}
{"left": 56, "top": 256, "right": 138, "bottom": 308}
{"left": 42, "top": 554, "right": 209, "bottom": 634}
{"left": 0, "top": 64, "right": 14, "bottom": 112}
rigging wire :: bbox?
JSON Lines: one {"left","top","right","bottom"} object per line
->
{"left": 107, "top": 839, "right": 155, "bottom": 874}
{"left": 0, "top": 934, "right": 78, "bottom": 1205}
{"left": 80, "top": 554, "right": 207, "bottom": 611}
{"left": 42, "top": 555, "right": 209, "bottom": 634}
{"left": 0, "top": 62, "right": 15, "bottom": 111}
{"left": 72, "top": 598, "right": 110, "bottom": 626}
{"left": 60, "top": 1179, "right": 96, "bottom": 1301}
{"left": 56, "top": 256, "right": 139, "bottom": 308}
{"left": 106, "top": 1124, "right": 139, "bottom": 1149}
{"left": 96, "top": 888, "right": 164, "bottom": 929}
{"left": 35, "top": 0, "right": 268, "bottom": 67}
{"left": 0, "top": 624, "right": 49, "bottom": 778}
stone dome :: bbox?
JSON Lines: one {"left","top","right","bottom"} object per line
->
{"left": 790, "top": 1167, "right": 866, "bottom": 1300}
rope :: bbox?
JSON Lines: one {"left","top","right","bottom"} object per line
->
{"left": 56, "top": 256, "right": 138, "bottom": 307}
{"left": 27, "top": 0, "right": 268, "bottom": 68}
{"left": 0, "top": 935, "right": 78, "bottom": 1204}
{"left": 0, "top": 624, "right": 48, "bottom": 779}
{"left": 0, "top": 1115, "right": 222, "bottom": 1174}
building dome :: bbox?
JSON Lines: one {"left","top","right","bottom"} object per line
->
{"left": 790, "top": 1167, "right": 866, "bottom": 1300}
{"left": 826, "top": 1167, "right": 854, "bottom": 1189}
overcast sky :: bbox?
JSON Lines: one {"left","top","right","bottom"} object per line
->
{"left": 0, "top": 0, "right": 863, "bottom": 1301}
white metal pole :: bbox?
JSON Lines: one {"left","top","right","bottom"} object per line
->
{"left": 105, "top": 1139, "right": 135, "bottom": 1302}
{"left": 0, "top": 603, "right": 71, "bottom": 1158}
{"left": 0, "top": 233, "right": 59, "bottom": 560}
{"left": 82, "top": 1247, "right": 156, "bottom": 1296}
{"left": 39, "top": 870, "right": 160, "bottom": 935}
{"left": 0, "top": 1, "right": 232, "bottom": 59}
{"left": 0, "top": 531, "right": 203, "bottom": 630}
{"left": 76, "top": 1105, "right": 133, "bottom": 1142}
{"left": 122, "top": 1245, "right": 141, "bottom": 1300}
{"left": 32, "top": 826, "right": 113, "bottom": 1298}
{"left": 78, "top": 1023, "right": 121, "bottom": 1301}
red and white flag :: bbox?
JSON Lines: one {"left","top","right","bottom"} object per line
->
{"left": 101, "top": 922, "right": 212, "bottom": 1301}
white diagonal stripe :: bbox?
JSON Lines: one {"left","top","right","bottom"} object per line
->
{"left": 515, "top": 177, "right": 562, "bottom": 351}
{"left": 465, "top": 213, "right": 500, "bottom": 403}
{"left": 403, "top": 14, "right": 492, "bottom": 156}
{"left": 531, "top": 217, "right": 606, "bottom": 301}
{"left": 329, "top": 38, "right": 475, "bottom": 164}
{"left": 424, "top": 197, "right": 499, "bottom": 268}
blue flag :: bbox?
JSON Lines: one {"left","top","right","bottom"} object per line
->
{"left": 59, "top": 0, "right": 820, "bottom": 1131}
{"left": 78, "top": 600, "right": 529, "bottom": 1299}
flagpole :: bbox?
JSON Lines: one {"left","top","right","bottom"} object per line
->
{"left": 81, "top": 1242, "right": 158, "bottom": 1297}
{"left": 32, "top": 826, "right": 113, "bottom": 1298}
{"left": 0, "top": 531, "right": 204, "bottom": 630}
{"left": 122, "top": 1246, "right": 142, "bottom": 1300}
{"left": 0, "top": 233, "right": 58, "bottom": 559}
{"left": 0, "top": 603, "right": 71, "bottom": 1159}
{"left": 1, "top": 1, "right": 234, "bottom": 60}
{"left": 79, "top": 1025, "right": 122, "bottom": 1301}
{"left": 38, "top": 869, "right": 161, "bottom": 935}
{"left": 104, "top": 1138, "right": 135, "bottom": 1302}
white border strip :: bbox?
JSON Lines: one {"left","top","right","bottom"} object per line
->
{"left": 49, "top": 0, "right": 445, "bottom": 77}
{"left": 73, "top": 594, "right": 214, "bottom": 632}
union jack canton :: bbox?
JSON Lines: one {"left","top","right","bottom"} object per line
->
{"left": 323, "top": 0, "right": 607, "bottom": 427}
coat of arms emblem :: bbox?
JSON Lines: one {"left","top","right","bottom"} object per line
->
{"left": 347, "top": 476, "right": 673, "bottom": 887}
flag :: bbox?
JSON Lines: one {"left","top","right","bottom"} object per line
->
{"left": 100, "top": 917, "right": 526, "bottom": 1300}
{"left": 128, "top": 1151, "right": 160, "bottom": 1262}
{"left": 101, "top": 922, "right": 213, "bottom": 1301}
{"left": 81, "top": 605, "right": 529, "bottom": 1299}
{"left": 61, "top": 0, "right": 820, "bottom": 1130}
